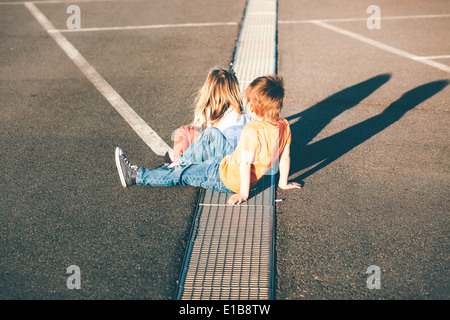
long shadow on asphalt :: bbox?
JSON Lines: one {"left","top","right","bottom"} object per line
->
{"left": 287, "top": 74, "right": 449, "bottom": 183}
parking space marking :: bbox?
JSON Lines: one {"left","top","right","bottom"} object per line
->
{"left": 413, "top": 55, "right": 450, "bottom": 60}
{"left": 52, "top": 21, "right": 238, "bottom": 33}
{"left": 279, "top": 13, "right": 450, "bottom": 24}
{"left": 1, "top": 0, "right": 120, "bottom": 5}
{"left": 310, "top": 20, "right": 450, "bottom": 73}
{"left": 24, "top": 1, "right": 172, "bottom": 156}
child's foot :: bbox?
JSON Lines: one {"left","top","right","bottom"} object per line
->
{"left": 167, "top": 151, "right": 175, "bottom": 162}
{"left": 164, "top": 151, "right": 173, "bottom": 165}
{"left": 155, "top": 151, "right": 173, "bottom": 169}
{"left": 115, "top": 147, "right": 139, "bottom": 187}
{"left": 167, "top": 160, "right": 180, "bottom": 168}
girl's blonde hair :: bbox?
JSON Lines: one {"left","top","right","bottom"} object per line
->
{"left": 192, "top": 67, "right": 244, "bottom": 127}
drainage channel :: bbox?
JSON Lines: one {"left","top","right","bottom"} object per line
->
{"left": 175, "top": 0, "right": 278, "bottom": 300}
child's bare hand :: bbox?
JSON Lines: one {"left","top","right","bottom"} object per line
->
{"left": 278, "top": 182, "right": 302, "bottom": 190}
{"left": 228, "top": 194, "right": 248, "bottom": 205}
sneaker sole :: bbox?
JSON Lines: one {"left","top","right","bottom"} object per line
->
{"left": 115, "top": 147, "right": 128, "bottom": 187}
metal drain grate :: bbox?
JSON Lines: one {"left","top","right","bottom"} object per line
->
{"left": 176, "top": 175, "right": 276, "bottom": 300}
{"left": 175, "top": 0, "right": 278, "bottom": 300}
{"left": 233, "top": 0, "right": 278, "bottom": 92}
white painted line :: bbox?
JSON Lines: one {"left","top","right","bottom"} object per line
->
{"left": 311, "top": 20, "right": 450, "bottom": 73}
{"left": 279, "top": 13, "right": 450, "bottom": 24}
{"left": 1, "top": 0, "right": 120, "bottom": 4}
{"left": 413, "top": 55, "right": 450, "bottom": 60}
{"left": 53, "top": 21, "right": 238, "bottom": 33}
{"left": 24, "top": 1, "right": 172, "bottom": 156}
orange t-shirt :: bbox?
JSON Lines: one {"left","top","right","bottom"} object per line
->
{"left": 219, "top": 118, "right": 291, "bottom": 193}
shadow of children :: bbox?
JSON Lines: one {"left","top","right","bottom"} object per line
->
{"left": 287, "top": 75, "right": 449, "bottom": 183}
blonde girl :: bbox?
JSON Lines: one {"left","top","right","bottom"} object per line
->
{"left": 169, "top": 67, "right": 249, "bottom": 162}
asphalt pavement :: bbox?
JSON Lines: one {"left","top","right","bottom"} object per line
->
{"left": 276, "top": 0, "right": 449, "bottom": 299}
{"left": 1, "top": 0, "right": 247, "bottom": 299}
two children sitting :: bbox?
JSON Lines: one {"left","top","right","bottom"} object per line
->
{"left": 115, "top": 68, "right": 300, "bottom": 205}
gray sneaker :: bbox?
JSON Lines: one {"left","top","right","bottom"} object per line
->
{"left": 115, "top": 147, "right": 139, "bottom": 187}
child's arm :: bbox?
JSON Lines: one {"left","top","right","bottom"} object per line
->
{"left": 227, "top": 150, "right": 255, "bottom": 205}
{"left": 278, "top": 144, "right": 302, "bottom": 190}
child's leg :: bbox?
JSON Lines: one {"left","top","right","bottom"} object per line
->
{"left": 172, "top": 126, "right": 202, "bottom": 160}
{"left": 176, "top": 127, "right": 233, "bottom": 165}
{"left": 137, "top": 156, "right": 233, "bottom": 193}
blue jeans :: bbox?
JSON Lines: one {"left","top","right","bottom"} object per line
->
{"left": 136, "top": 127, "right": 234, "bottom": 193}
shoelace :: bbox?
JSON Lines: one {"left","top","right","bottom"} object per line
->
{"left": 122, "top": 154, "right": 138, "bottom": 171}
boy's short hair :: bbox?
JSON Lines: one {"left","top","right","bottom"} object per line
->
{"left": 244, "top": 75, "right": 284, "bottom": 122}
